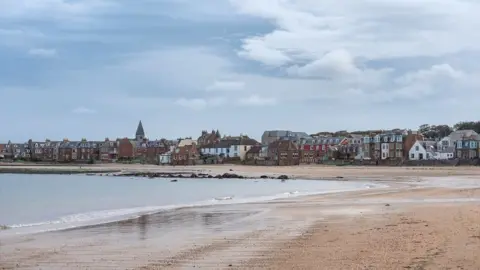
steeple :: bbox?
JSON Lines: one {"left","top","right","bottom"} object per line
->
{"left": 136, "top": 120, "right": 145, "bottom": 141}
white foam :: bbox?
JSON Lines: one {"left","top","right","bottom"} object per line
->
{"left": 3, "top": 182, "right": 388, "bottom": 236}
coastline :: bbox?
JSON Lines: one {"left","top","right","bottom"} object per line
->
{"left": 1, "top": 163, "right": 480, "bottom": 180}
{"left": 1, "top": 167, "right": 479, "bottom": 269}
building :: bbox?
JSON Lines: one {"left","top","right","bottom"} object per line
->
{"left": 136, "top": 120, "right": 145, "bottom": 141}
{"left": 100, "top": 138, "right": 118, "bottom": 162}
{"left": 117, "top": 138, "right": 134, "bottom": 159}
{"left": 267, "top": 140, "right": 300, "bottom": 166}
{"left": 455, "top": 130, "right": 480, "bottom": 159}
{"left": 172, "top": 144, "right": 198, "bottom": 165}
{"left": 58, "top": 140, "right": 80, "bottom": 162}
{"left": 363, "top": 130, "right": 422, "bottom": 160}
{"left": 245, "top": 145, "right": 262, "bottom": 161}
{"left": 146, "top": 140, "right": 169, "bottom": 164}
{"left": 408, "top": 141, "right": 437, "bottom": 160}
{"left": 261, "top": 130, "right": 310, "bottom": 145}
{"left": 197, "top": 130, "right": 219, "bottom": 146}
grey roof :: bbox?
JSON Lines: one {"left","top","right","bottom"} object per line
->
{"left": 136, "top": 121, "right": 145, "bottom": 136}
{"left": 265, "top": 130, "right": 310, "bottom": 138}
{"left": 448, "top": 130, "right": 480, "bottom": 141}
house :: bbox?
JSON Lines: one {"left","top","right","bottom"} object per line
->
{"left": 100, "top": 138, "right": 118, "bottom": 162}
{"left": 76, "top": 139, "right": 100, "bottom": 162}
{"left": 261, "top": 130, "right": 310, "bottom": 145}
{"left": 245, "top": 145, "right": 262, "bottom": 161}
{"left": 158, "top": 151, "right": 172, "bottom": 165}
{"left": 117, "top": 138, "right": 134, "bottom": 159}
{"left": 267, "top": 140, "right": 300, "bottom": 166}
{"left": 36, "top": 140, "right": 62, "bottom": 161}
{"left": 228, "top": 137, "right": 259, "bottom": 161}
{"left": 298, "top": 138, "right": 319, "bottom": 164}
{"left": 134, "top": 140, "right": 148, "bottom": 161}
{"left": 6, "top": 142, "right": 28, "bottom": 159}
{"left": 197, "top": 130, "right": 219, "bottom": 146}
{"left": 172, "top": 144, "right": 198, "bottom": 165}
{"left": 146, "top": 140, "right": 169, "bottom": 164}
{"left": 363, "top": 130, "right": 422, "bottom": 160}
{"left": 409, "top": 141, "right": 437, "bottom": 160}
{"left": 58, "top": 140, "right": 80, "bottom": 162}
{"left": 455, "top": 130, "right": 480, "bottom": 159}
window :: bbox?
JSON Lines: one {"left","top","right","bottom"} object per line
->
{"left": 415, "top": 145, "right": 419, "bottom": 151}
{"left": 410, "top": 153, "right": 414, "bottom": 159}
{"left": 244, "top": 146, "right": 247, "bottom": 151}
{"left": 234, "top": 145, "right": 238, "bottom": 151}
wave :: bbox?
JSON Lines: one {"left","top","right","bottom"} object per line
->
{"left": 4, "top": 182, "right": 388, "bottom": 235}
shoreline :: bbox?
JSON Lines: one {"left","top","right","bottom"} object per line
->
{"left": 1, "top": 164, "right": 480, "bottom": 181}
{"left": 1, "top": 167, "right": 480, "bottom": 269}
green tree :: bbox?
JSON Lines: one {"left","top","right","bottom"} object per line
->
{"left": 215, "top": 129, "right": 221, "bottom": 138}
{"left": 453, "top": 121, "right": 480, "bottom": 133}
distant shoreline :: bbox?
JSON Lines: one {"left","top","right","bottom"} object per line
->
{"left": 0, "top": 167, "right": 121, "bottom": 175}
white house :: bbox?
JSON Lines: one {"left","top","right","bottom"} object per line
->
{"left": 409, "top": 141, "right": 434, "bottom": 160}
{"left": 409, "top": 140, "right": 453, "bottom": 160}
{"left": 200, "top": 138, "right": 259, "bottom": 160}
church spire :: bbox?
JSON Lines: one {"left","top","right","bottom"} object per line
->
{"left": 135, "top": 120, "right": 145, "bottom": 141}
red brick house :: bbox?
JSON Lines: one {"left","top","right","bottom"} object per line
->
{"left": 197, "top": 130, "right": 220, "bottom": 146}
{"left": 267, "top": 140, "right": 300, "bottom": 166}
{"left": 172, "top": 144, "right": 198, "bottom": 165}
{"left": 146, "top": 140, "right": 169, "bottom": 164}
{"left": 100, "top": 138, "right": 118, "bottom": 162}
{"left": 118, "top": 138, "right": 134, "bottom": 159}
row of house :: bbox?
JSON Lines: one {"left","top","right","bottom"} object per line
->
{"left": 2, "top": 123, "right": 480, "bottom": 165}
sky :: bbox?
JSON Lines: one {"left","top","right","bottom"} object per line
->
{"left": 1, "top": 0, "right": 480, "bottom": 142}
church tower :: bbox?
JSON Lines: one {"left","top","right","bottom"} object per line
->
{"left": 135, "top": 120, "right": 145, "bottom": 141}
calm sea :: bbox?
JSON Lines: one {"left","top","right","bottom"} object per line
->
{"left": 0, "top": 174, "right": 380, "bottom": 235}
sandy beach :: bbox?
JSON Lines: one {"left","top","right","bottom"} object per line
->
{"left": 1, "top": 165, "right": 480, "bottom": 269}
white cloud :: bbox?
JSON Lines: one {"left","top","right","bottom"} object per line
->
{"left": 238, "top": 95, "right": 276, "bottom": 106}
{"left": 72, "top": 106, "right": 96, "bottom": 114}
{"left": 231, "top": 0, "right": 480, "bottom": 64}
{"left": 206, "top": 80, "right": 245, "bottom": 92}
{"left": 28, "top": 48, "right": 57, "bottom": 57}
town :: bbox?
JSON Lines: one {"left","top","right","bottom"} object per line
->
{"left": 1, "top": 121, "right": 479, "bottom": 166}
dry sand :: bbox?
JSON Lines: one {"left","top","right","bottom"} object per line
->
{"left": 1, "top": 165, "right": 480, "bottom": 269}
{"left": 3, "top": 163, "right": 480, "bottom": 180}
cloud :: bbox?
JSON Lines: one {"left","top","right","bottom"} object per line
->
{"left": 72, "top": 106, "right": 96, "bottom": 114}
{"left": 231, "top": 0, "right": 480, "bottom": 64}
{"left": 28, "top": 48, "right": 57, "bottom": 57}
{"left": 206, "top": 80, "right": 245, "bottom": 92}
{"left": 4, "top": 0, "right": 480, "bottom": 141}
{"left": 238, "top": 95, "right": 276, "bottom": 106}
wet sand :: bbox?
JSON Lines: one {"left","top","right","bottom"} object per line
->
{"left": 1, "top": 172, "right": 480, "bottom": 269}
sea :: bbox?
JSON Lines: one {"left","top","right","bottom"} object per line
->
{"left": 0, "top": 174, "right": 382, "bottom": 236}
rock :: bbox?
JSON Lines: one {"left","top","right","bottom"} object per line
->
{"left": 277, "top": 175, "right": 289, "bottom": 180}
{"left": 207, "top": 174, "right": 213, "bottom": 178}
{"left": 229, "top": 169, "right": 233, "bottom": 171}
{"left": 385, "top": 203, "right": 390, "bottom": 206}
{"left": 336, "top": 176, "right": 344, "bottom": 179}
{"left": 215, "top": 174, "right": 223, "bottom": 179}
{"left": 190, "top": 173, "right": 198, "bottom": 178}
{"left": 170, "top": 179, "right": 178, "bottom": 182}
{"left": 260, "top": 175, "right": 268, "bottom": 179}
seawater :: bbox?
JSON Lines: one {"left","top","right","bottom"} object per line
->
{"left": 0, "top": 174, "right": 382, "bottom": 234}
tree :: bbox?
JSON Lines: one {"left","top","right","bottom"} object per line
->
{"left": 418, "top": 124, "right": 453, "bottom": 139}
{"left": 453, "top": 121, "right": 480, "bottom": 133}
{"left": 215, "top": 129, "right": 221, "bottom": 138}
